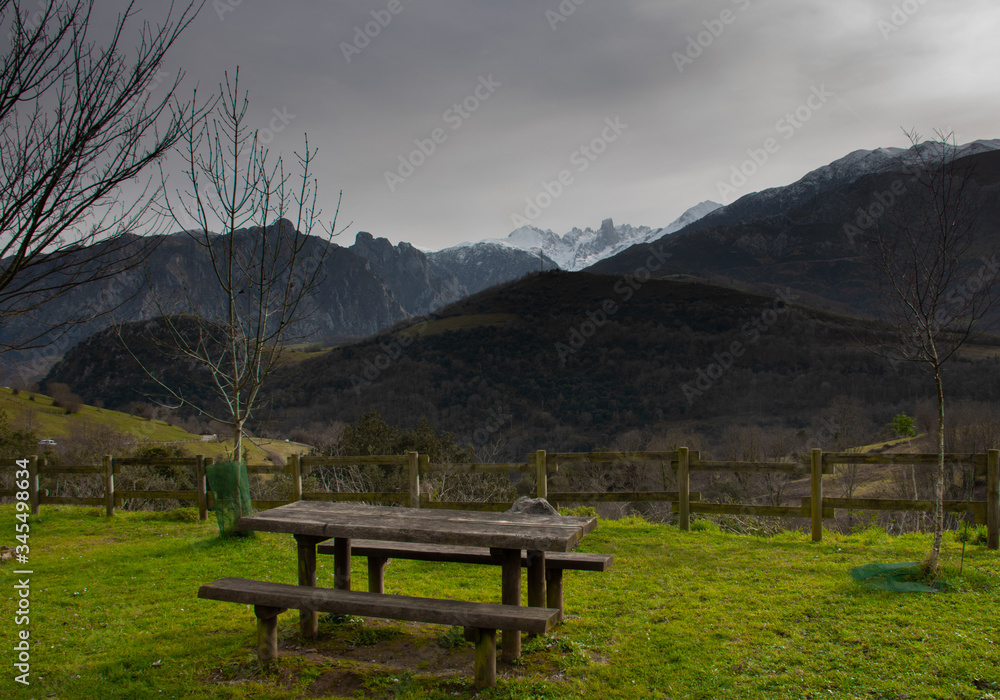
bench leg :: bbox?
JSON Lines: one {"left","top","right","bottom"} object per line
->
{"left": 368, "top": 556, "right": 389, "bottom": 594}
{"left": 254, "top": 605, "right": 284, "bottom": 662}
{"left": 545, "top": 569, "right": 564, "bottom": 622}
{"left": 500, "top": 548, "right": 521, "bottom": 661}
{"left": 526, "top": 550, "right": 546, "bottom": 638}
{"left": 294, "top": 534, "right": 323, "bottom": 637}
{"left": 471, "top": 628, "right": 497, "bottom": 689}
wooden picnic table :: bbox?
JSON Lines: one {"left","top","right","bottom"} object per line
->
{"left": 236, "top": 501, "right": 597, "bottom": 660}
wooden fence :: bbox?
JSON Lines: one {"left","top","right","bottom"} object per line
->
{"left": 2, "top": 448, "right": 997, "bottom": 549}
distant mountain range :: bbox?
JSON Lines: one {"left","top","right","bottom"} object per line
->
{"left": 438, "top": 201, "right": 721, "bottom": 271}
{"left": 666, "top": 139, "right": 1000, "bottom": 238}
{"left": 47, "top": 270, "right": 1000, "bottom": 452}
{"left": 13, "top": 138, "right": 1000, "bottom": 382}
{"left": 38, "top": 138, "right": 1000, "bottom": 450}
{"left": 591, "top": 139, "right": 1000, "bottom": 315}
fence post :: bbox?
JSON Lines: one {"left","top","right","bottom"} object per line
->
{"left": 291, "top": 454, "right": 303, "bottom": 503}
{"left": 988, "top": 449, "right": 999, "bottom": 550}
{"left": 678, "top": 446, "right": 690, "bottom": 531}
{"left": 204, "top": 457, "right": 214, "bottom": 511}
{"left": 195, "top": 455, "right": 208, "bottom": 521}
{"left": 418, "top": 454, "right": 430, "bottom": 503}
{"left": 535, "top": 450, "right": 547, "bottom": 500}
{"left": 104, "top": 455, "right": 114, "bottom": 517}
{"left": 810, "top": 448, "right": 823, "bottom": 542}
{"left": 408, "top": 451, "right": 420, "bottom": 508}
{"left": 27, "top": 455, "right": 39, "bottom": 515}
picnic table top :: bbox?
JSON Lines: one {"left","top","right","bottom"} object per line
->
{"left": 237, "top": 501, "right": 598, "bottom": 552}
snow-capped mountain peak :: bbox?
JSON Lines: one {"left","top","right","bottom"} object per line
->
{"left": 787, "top": 139, "right": 1000, "bottom": 197}
{"left": 659, "top": 200, "right": 722, "bottom": 235}
{"left": 688, "top": 138, "right": 1000, "bottom": 233}
{"left": 442, "top": 201, "right": 721, "bottom": 271}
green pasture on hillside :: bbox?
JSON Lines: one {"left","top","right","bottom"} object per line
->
{"left": 0, "top": 390, "right": 195, "bottom": 444}
{"left": 0, "top": 390, "right": 305, "bottom": 464}
{"left": 0, "top": 506, "right": 997, "bottom": 699}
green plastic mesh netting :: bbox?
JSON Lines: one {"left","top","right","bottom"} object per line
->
{"left": 849, "top": 562, "right": 943, "bottom": 593}
{"left": 205, "top": 460, "right": 252, "bottom": 537}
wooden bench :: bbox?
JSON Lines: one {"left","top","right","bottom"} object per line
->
{"left": 316, "top": 540, "right": 613, "bottom": 619}
{"left": 198, "top": 576, "right": 559, "bottom": 689}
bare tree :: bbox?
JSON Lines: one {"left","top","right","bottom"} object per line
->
{"left": 862, "top": 130, "right": 998, "bottom": 572}
{"left": 0, "top": 0, "right": 205, "bottom": 352}
{"left": 827, "top": 396, "right": 873, "bottom": 525}
{"left": 134, "top": 69, "right": 346, "bottom": 460}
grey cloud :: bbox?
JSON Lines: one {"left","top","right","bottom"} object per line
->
{"left": 88, "top": 0, "right": 1000, "bottom": 249}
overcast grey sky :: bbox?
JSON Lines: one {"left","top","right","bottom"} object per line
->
{"left": 115, "top": 0, "right": 1000, "bottom": 250}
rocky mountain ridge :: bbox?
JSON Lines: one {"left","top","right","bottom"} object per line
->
{"left": 590, "top": 141, "right": 1000, "bottom": 315}
{"left": 441, "top": 200, "right": 721, "bottom": 271}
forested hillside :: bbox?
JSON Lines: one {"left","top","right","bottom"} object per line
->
{"left": 269, "top": 271, "right": 1000, "bottom": 454}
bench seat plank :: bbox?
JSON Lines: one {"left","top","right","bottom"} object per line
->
{"left": 318, "top": 539, "right": 613, "bottom": 571}
{"left": 199, "top": 577, "right": 560, "bottom": 689}
{"left": 199, "top": 577, "right": 558, "bottom": 634}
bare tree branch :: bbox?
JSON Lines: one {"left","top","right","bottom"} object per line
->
{"left": 860, "top": 129, "right": 998, "bottom": 572}
{"left": 0, "top": 0, "right": 208, "bottom": 353}
{"left": 125, "top": 69, "right": 349, "bottom": 460}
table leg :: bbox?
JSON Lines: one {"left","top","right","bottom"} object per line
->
{"left": 500, "top": 547, "right": 521, "bottom": 661}
{"left": 368, "top": 556, "right": 389, "bottom": 594}
{"left": 526, "top": 550, "right": 546, "bottom": 608}
{"left": 526, "top": 549, "right": 546, "bottom": 639}
{"left": 294, "top": 534, "right": 323, "bottom": 637}
{"left": 332, "top": 537, "right": 352, "bottom": 591}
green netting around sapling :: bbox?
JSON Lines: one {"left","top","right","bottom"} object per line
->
{"left": 849, "top": 562, "right": 944, "bottom": 593}
{"left": 206, "top": 460, "right": 253, "bottom": 537}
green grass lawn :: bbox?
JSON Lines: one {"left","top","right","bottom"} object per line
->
{"left": 1, "top": 506, "right": 997, "bottom": 699}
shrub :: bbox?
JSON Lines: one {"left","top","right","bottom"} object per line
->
{"left": 953, "top": 524, "right": 988, "bottom": 545}
{"left": 559, "top": 505, "right": 597, "bottom": 517}
{"left": 893, "top": 412, "right": 916, "bottom": 438}
{"left": 156, "top": 508, "right": 200, "bottom": 523}
{"left": 48, "top": 382, "right": 83, "bottom": 414}
{"left": 0, "top": 409, "right": 37, "bottom": 459}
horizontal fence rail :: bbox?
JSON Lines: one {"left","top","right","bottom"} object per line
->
{"left": 2, "top": 447, "right": 997, "bottom": 549}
